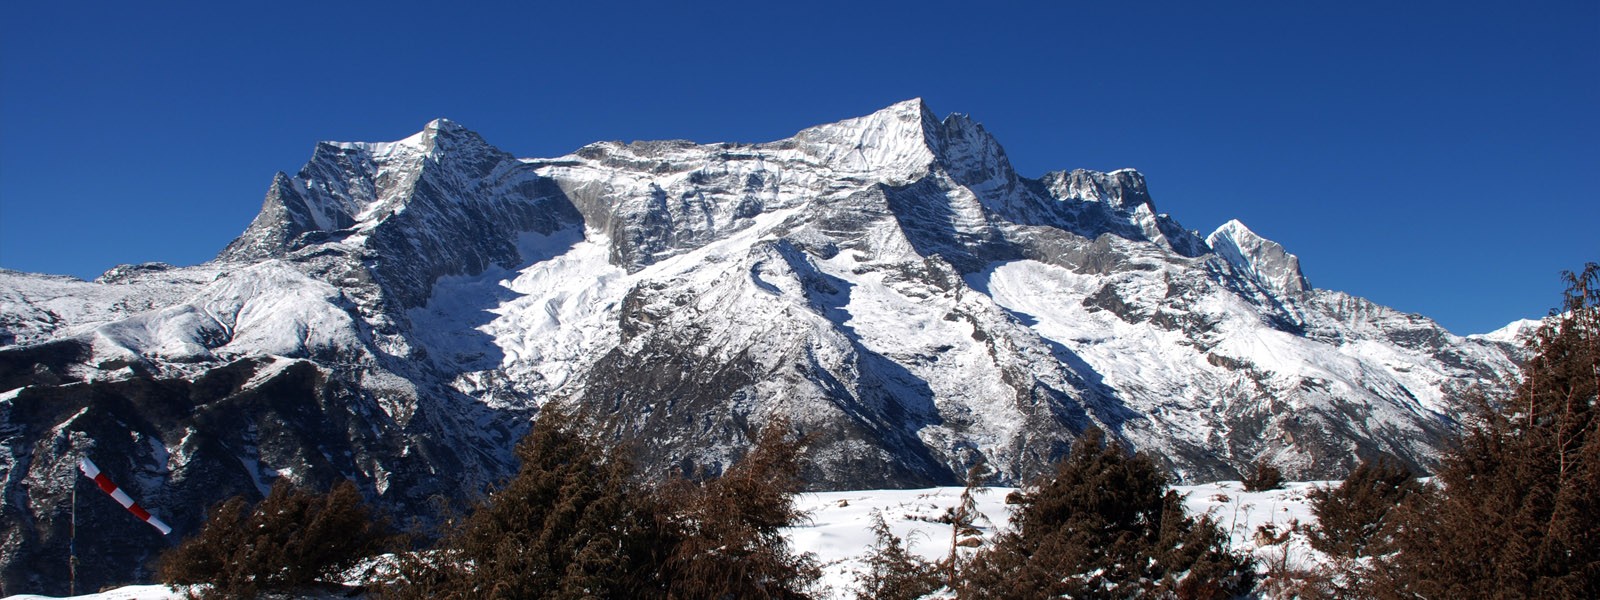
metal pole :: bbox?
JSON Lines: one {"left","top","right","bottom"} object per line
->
{"left": 70, "top": 464, "right": 77, "bottom": 596}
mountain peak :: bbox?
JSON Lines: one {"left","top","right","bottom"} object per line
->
{"left": 425, "top": 117, "right": 463, "bottom": 131}
{"left": 880, "top": 97, "right": 933, "bottom": 118}
{"left": 1207, "top": 219, "right": 1311, "bottom": 296}
{"left": 791, "top": 99, "right": 942, "bottom": 183}
{"left": 820, "top": 98, "right": 937, "bottom": 132}
{"left": 931, "top": 111, "right": 1015, "bottom": 187}
{"left": 1472, "top": 317, "right": 1543, "bottom": 344}
{"left": 789, "top": 99, "right": 1022, "bottom": 187}
{"left": 414, "top": 118, "right": 498, "bottom": 157}
{"left": 218, "top": 117, "right": 522, "bottom": 267}
{"left": 1213, "top": 218, "right": 1250, "bottom": 237}
{"left": 1043, "top": 168, "right": 1155, "bottom": 211}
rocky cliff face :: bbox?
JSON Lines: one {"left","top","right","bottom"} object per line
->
{"left": 0, "top": 99, "right": 1523, "bottom": 594}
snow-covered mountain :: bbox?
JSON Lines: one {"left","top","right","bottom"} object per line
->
{"left": 0, "top": 99, "right": 1523, "bottom": 594}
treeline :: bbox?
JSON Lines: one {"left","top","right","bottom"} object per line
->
{"left": 154, "top": 264, "right": 1599, "bottom": 599}
{"left": 157, "top": 411, "right": 1255, "bottom": 600}
{"left": 159, "top": 407, "right": 821, "bottom": 599}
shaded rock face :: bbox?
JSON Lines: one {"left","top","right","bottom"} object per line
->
{"left": 0, "top": 99, "right": 1523, "bottom": 593}
{"left": 0, "top": 354, "right": 511, "bottom": 595}
{"left": 220, "top": 119, "right": 582, "bottom": 309}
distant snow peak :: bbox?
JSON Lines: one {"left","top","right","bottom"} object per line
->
{"left": 1471, "top": 317, "right": 1543, "bottom": 344}
{"left": 1207, "top": 219, "right": 1311, "bottom": 296}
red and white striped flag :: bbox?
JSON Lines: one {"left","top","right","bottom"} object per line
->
{"left": 78, "top": 458, "right": 172, "bottom": 535}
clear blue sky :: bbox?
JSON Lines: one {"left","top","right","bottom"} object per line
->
{"left": 1, "top": 1, "right": 1595, "bottom": 334}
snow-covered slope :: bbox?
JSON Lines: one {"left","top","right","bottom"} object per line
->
{"left": 0, "top": 265, "right": 217, "bottom": 348}
{"left": 0, "top": 99, "right": 1522, "bottom": 594}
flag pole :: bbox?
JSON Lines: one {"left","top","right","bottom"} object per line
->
{"left": 70, "top": 461, "right": 78, "bottom": 597}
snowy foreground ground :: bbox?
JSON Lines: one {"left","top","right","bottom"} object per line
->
{"left": 7, "top": 482, "right": 1331, "bottom": 600}
{"left": 793, "top": 482, "right": 1331, "bottom": 598}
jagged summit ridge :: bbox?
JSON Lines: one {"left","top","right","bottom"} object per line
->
{"left": 219, "top": 117, "right": 577, "bottom": 308}
{"left": 220, "top": 116, "right": 515, "bottom": 259}
{"left": 0, "top": 100, "right": 1527, "bottom": 594}
{"left": 1207, "top": 219, "right": 1312, "bottom": 296}
{"left": 194, "top": 100, "right": 1516, "bottom": 482}
{"left": 1044, "top": 168, "right": 1154, "bottom": 211}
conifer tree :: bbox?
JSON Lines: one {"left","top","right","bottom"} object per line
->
{"left": 853, "top": 512, "right": 942, "bottom": 600}
{"left": 963, "top": 427, "right": 1254, "bottom": 599}
{"left": 157, "top": 479, "right": 394, "bottom": 600}
{"left": 1306, "top": 457, "right": 1420, "bottom": 559}
{"left": 389, "top": 404, "right": 674, "bottom": 600}
{"left": 662, "top": 418, "right": 820, "bottom": 600}
{"left": 387, "top": 411, "right": 828, "bottom": 600}
{"left": 1373, "top": 263, "right": 1600, "bottom": 599}
{"left": 1241, "top": 458, "right": 1285, "bottom": 492}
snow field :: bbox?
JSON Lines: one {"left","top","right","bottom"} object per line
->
{"left": 789, "top": 482, "right": 1328, "bottom": 599}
